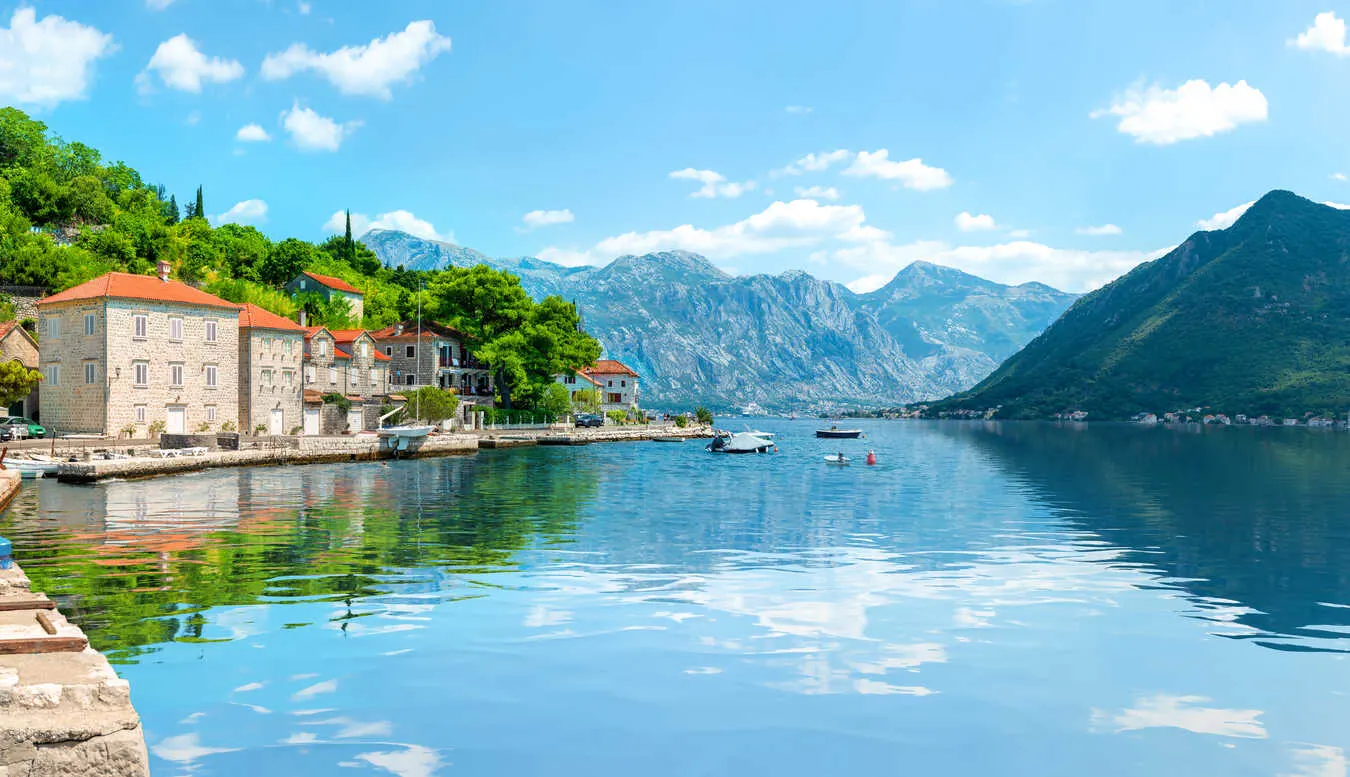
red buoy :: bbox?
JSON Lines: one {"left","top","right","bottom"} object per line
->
{"left": 866, "top": 450, "right": 877, "bottom": 466}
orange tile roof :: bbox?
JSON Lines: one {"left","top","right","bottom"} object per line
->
{"left": 373, "top": 350, "right": 391, "bottom": 362}
{"left": 39, "top": 272, "right": 241, "bottom": 310}
{"left": 238, "top": 303, "right": 304, "bottom": 331}
{"left": 327, "top": 329, "right": 369, "bottom": 343}
{"left": 583, "top": 359, "right": 639, "bottom": 378}
{"left": 303, "top": 326, "right": 329, "bottom": 341}
{"left": 303, "top": 389, "right": 324, "bottom": 404}
{"left": 302, "top": 271, "right": 362, "bottom": 295}
{"left": 0, "top": 321, "right": 17, "bottom": 339}
{"left": 334, "top": 347, "right": 352, "bottom": 360}
{"left": 369, "top": 320, "right": 473, "bottom": 342}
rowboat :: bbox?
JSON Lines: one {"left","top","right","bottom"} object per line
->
{"left": 816, "top": 427, "right": 864, "bottom": 439}
{"left": 2, "top": 458, "right": 60, "bottom": 478}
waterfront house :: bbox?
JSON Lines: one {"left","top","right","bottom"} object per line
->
{"left": 581, "top": 360, "right": 640, "bottom": 414}
{"left": 0, "top": 321, "right": 40, "bottom": 419}
{"left": 238, "top": 304, "right": 305, "bottom": 436}
{"left": 370, "top": 320, "right": 493, "bottom": 396}
{"left": 285, "top": 271, "right": 365, "bottom": 322}
{"left": 330, "top": 329, "right": 392, "bottom": 429}
{"left": 300, "top": 326, "right": 392, "bottom": 433}
{"left": 555, "top": 369, "right": 603, "bottom": 407}
{"left": 37, "top": 264, "right": 241, "bottom": 437}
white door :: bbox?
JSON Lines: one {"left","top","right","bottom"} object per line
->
{"left": 166, "top": 406, "right": 186, "bottom": 435}
{"left": 304, "top": 407, "right": 321, "bottom": 436}
{"left": 269, "top": 408, "right": 284, "bottom": 436}
{"left": 347, "top": 408, "right": 363, "bottom": 432}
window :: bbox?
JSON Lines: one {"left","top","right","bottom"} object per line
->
{"left": 361, "top": 342, "right": 370, "bottom": 358}
{"left": 206, "top": 406, "right": 217, "bottom": 422}
{"left": 134, "top": 405, "right": 146, "bottom": 423}
{"left": 283, "top": 370, "right": 293, "bottom": 387}
{"left": 349, "top": 368, "right": 359, "bottom": 387}
{"left": 305, "top": 366, "right": 315, "bottom": 384}
{"left": 406, "top": 345, "right": 415, "bottom": 358}
{"left": 621, "top": 380, "right": 626, "bottom": 388}
{"left": 608, "top": 380, "right": 614, "bottom": 388}
{"left": 45, "top": 364, "right": 60, "bottom": 386}
{"left": 262, "top": 369, "right": 273, "bottom": 387}
{"left": 47, "top": 317, "right": 60, "bottom": 339}
{"left": 405, "top": 374, "right": 416, "bottom": 386}
{"left": 318, "top": 339, "right": 328, "bottom": 357}
{"left": 370, "top": 370, "right": 378, "bottom": 387}
{"left": 299, "top": 279, "right": 307, "bottom": 290}
{"left": 205, "top": 365, "right": 218, "bottom": 388}
{"left": 385, "top": 346, "right": 392, "bottom": 356}
{"left": 169, "top": 317, "right": 183, "bottom": 341}
{"left": 328, "top": 367, "right": 337, "bottom": 385}
{"left": 205, "top": 320, "right": 217, "bottom": 343}
{"left": 84, "top": 314, "right": 95, "bottom": 336}
{"left": 133, "top": 314, "right": 148, "bottom": 338}
{"left": 565, "top": 375, "right": 576, "bottom": 385}
{"left": 133, "top": 362, "right": 148, "bottom": 387}
{"left": 170, "top": 363, "right": 184, "bottom": 387}
{"left": 84, "top": 362, "right": 96, "bottom": 384}
{"left": 285, "top": 340, "right": 292, "bottom": 356}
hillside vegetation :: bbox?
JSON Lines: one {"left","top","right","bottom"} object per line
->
{"left": 0, "top": 107, "right": 598, "bottom": 410}
{"left": 927, "top": 191, "right": 1350, "bottom": 420}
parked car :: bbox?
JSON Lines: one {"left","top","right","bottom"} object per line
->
{"left": 574, "top": 414, "right": 604, "bottom": 428}
{"left": 0, "top": 416, "right": 45, "bottom": 440}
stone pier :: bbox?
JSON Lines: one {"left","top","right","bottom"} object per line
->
{"left": 0, "top": 472, "right": 151, "bottom": 777}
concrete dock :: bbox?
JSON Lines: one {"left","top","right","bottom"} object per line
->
{"left": 0, "top": 471, "right": 151, "bottom": 777}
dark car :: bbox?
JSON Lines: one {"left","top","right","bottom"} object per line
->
{"left": 574, "top": 414, "right": 604, "bottom": 428}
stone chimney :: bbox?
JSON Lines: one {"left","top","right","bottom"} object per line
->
{"left": 394, "top": 323, "right": 404, "bottom": 336}
{"left": 157, "top": 260, "right": 171, "bottom": 282}
{"left": 299, "top": 310, "right": 308, "bottom": 327}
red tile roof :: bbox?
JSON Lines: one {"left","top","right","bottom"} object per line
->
{"left": 334, "top": 347, "right": 352, "bottom": 360}
{"left": 369, "top": 320, "right": 473, "bottom": 342}
{"left": 238, "top": 303, "right": 304, "bottom": 331}
{"left": 373, "top": 350, "right": 391, "bottom": 362}
{"left": 303, "top": 326, "right": 329, "bottom": 341}
{"left": 301, "top": 271, "right": 362, "bottom": 295}
{"left": 303, "top": 389, "right": 324, "bottom": 404}
{"left": 0, "top": 321, "right": 17, "bottom": 339}
{"left": 39, "top": 272, "right": 241, "bottom": 310}
{"left": 327, "top": 329, "right": 369, "bottom": 343}
{"left": 583, "top": 359, "right": 639, "bottom": 378}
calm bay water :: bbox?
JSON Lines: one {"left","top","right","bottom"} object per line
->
{"left": 3, "top": 421, "right": 1350, "bottom": 776}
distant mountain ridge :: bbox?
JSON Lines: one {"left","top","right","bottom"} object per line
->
{"left": 927, "top": 191, "right": 1350, "bottom": 420}
{"left": 362, "top": 229, "right": 1077, "bottom": 412}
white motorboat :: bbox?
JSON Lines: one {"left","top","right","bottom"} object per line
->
{"left": 707, "top": 431, "right": 776, "bottom": 454}
{"left": 824, "top": 454, "right": 850, "bottom": 465}
{"left": 3, "top": 457, "right": 60, "bottom": 478}
{"left": 378, "top": 424, "right": 435, "bottom": 454}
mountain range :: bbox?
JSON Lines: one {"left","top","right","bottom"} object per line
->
{"left": 363, "top": 230, "right": 1076, "bottom": 412}
{"left": 928, "top": 191, "right": 1350, "bottom": 420}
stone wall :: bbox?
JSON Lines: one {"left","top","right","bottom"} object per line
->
{"left": 36, "top": 300, "right": 107, "bottom": 435}
{"left": 240, "top": 328, "right": 304, "bottom": 435}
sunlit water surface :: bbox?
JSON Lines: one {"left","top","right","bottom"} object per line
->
{"left": 4, "top": 421, "right": 1350, "bottom": 776}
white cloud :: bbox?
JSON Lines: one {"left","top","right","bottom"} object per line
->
{"left": 280, "top": 102, "right": 360, "bottom": 152}
{"left": 521, "top": 209, "right": 574, "bottom": 229}
{"left": 535, "top": 247, "right": 601, "bottom": 267}
{"left": 325, "top": 209, "right": 450, "bottom": 242}
{"left": 1092, "top": 80, "right": 1268, "bottom": 145}
{"left": 669, "top": 168, "right": 756, "bottom": 199}
{"left": 236, "top": 124, "right": 271, "bottom": 143}
{"left": 1076, "top": 224, "right": 1123, "bottom": 236}
{"left": 1334, "top": 173, "right": 1347, "bottom": 182}
{"left": 1196, "top": 201, "right": 1255, "bottom": 230}
{"left": 595, "top": 199, "right": 874, "bottom": 259}
{"left": 146, "top": 0, "right": 175, "bottom": 9}
{"left": 794, "top": 186, "right": 840, "bottom": 200}
{"left": 357, "top": 745, "right": 442, "bottom": 777}
{"left": 212, "top": 199, "right": 268, "bottom": 227}
{"left": 830, "top": 237, "right": 1165, "bottom": 293}
{"left": 780, "top": 149, "right": 851, "bottom": 176}
{"left": 0, "top": 8, "right": 115, "bottom": 108}
{"left": 298, "top": 1, "right": 312, "bottom": 14}
{"left": 844, "top": 150, "right": 953, "bottom": 190}
{"left": 1009, "top": 229, "right": 1032, "bottom": 239}
{"left": 1292, "top": 12, "right": 1350, "bottom": 56}
{"left": 152, "top": 734, "right": 239, "bottom": 765}
{"left": 955, "top": 212, "right": 997, "bottom": 232}
{"left": 139, "top": 34, "right": 243, "bottom": 93}
{"left": 261, "top": 20, "right": 451, "bottom": 99}
{"left": 785, "top": 105, "right": 813, "bottom": 114}
{"left": 1282, "top": 744, "right": 1347, "bottom": 777}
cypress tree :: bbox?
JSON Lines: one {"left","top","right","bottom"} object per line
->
{"left": 194, "top": 186, "right": 205, "bottom": 221}
{"left": 166, "top": 194, "right": 180, "bottom": 224}
{"left": 344, "top": 209, "right": 354, "bottom": 262}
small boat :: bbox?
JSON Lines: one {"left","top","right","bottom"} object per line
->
{"left": 3, "top": 458, "right": 60, "bottom": 478}
{"left": 378, "top": 424, "right": 436, "bottom": 453}
{"left": 816, "top": 426, "right": 864, "bottom": 439}
{"left": 652, "top": 436, "right": 685, "bottom": 443}
{"left": 707, "top": 432, "right": 775, "bottom": 454}
{"left": 824, "top": 454, "right": 850, "bottom": 465}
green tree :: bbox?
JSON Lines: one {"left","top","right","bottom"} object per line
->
{"left": 571, "top": 387, "right": 600, "bottom": 414}
{"left": 164, "top": 194, "right": 179, "bottom": 225}
{"left": 0, "top": 360, "right": 41, "bottom": 408}
{"left": 64, "top": 175, "right": 115, "bottom": 224}
{"left": 695, "top": 407, "right": 714, "bottom": 426}
{"left": 406, "top": 386, "right": 459, "bottom": 424}
{"left": 260, "top": 238, "right": 317, "bottom": 285}
{"left": 0, "top": 108, "right": 49, "bottom": 170}
{"left": 540, "top": 382, "right": 572, "bottom": 420}
{"left": 194, "top": 185, "right": 205, "bottom": 222}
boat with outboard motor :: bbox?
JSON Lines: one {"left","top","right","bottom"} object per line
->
{"left": 816, "top": 426, "right": 864, "bottom": 439}
{"left": 824, "top": 453, "right": 851, "bottom": 465}
{"left": 706, "top": 431, "right": 776, "bottom": 454}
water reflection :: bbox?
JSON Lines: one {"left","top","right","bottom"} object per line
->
{"left": 0, "top": 424, "right": 1348, "bottom": 776}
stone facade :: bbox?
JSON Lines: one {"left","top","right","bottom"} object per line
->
{"left": 0, "top": 323, "right": 40, "bottom": 419}
{"left": 38, "top": 298, "right": 240, "bottom": 437}
{"left": 301, "top": 329, "right": 389, "bottom": 433}
{"left": 239, "top": 327, "right": 304, "bottom": 436}
{"left": 285, "top": 273, "right": 365, "bottom": 321}
{"left": 371, "top": 321, "right": 494, "bottom": 398}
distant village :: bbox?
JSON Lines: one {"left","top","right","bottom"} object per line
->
{"left": 900, "top": 404, "right": 1350, "bottom": 428}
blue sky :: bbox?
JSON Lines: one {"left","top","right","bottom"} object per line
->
{"left": 4, "top": 0, "right": 1350, "bottom": 292}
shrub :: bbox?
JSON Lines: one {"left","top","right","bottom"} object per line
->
{"left": 674, "top": 415, "right": 688, "bottom": 428}
{"left": 148, "top": 420, "right": 166, "bottom": 437}
{"left": 606, "top": 409, "right": 628, "bottom": 426}
{"left": 194, "top": 421, "right": 212, "bottom": 433}
{"left": 321, "top": 392, "right": 351, "bottom": 412}
{"left": 220, "top": 419, "right": 237, "bottom": 432}
{"left": 254, "top": 424, "right": 268, "bottom": 435}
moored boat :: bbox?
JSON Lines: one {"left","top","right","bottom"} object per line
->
{"left": 824, "top": 454, "right": 850, "bottom": 465}
{"left": 2, "top": 458, "right": 60, "bottom": 478}
{"left": 816, "top": 427, "right": 864, "bottom": 439}
{"left": 707, "top": 431, "right": 776, "bottom": 454}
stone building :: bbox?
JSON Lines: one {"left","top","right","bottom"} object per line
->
{"left": 300, "top": 326, "right": 391, "bottom": 434}
{"left": 584, "top": 359, "right": 641, "bottom": 414}
{"left": 0, "top": 321, "right": 40, "bottom": 418}
{"left": 238, "top": 303, "right": 305, "bottom": 436}
{"left": 369, "top": 320, "right": 493, "bottom": 397}
{"left": 555, "top": 369, "right": 603, "bottom": 408}
{"left": 285, "top": 271, "right": 365, "bottom": 321}
{"left": 37, "top": 265, "right": 241, "bottom": 437}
